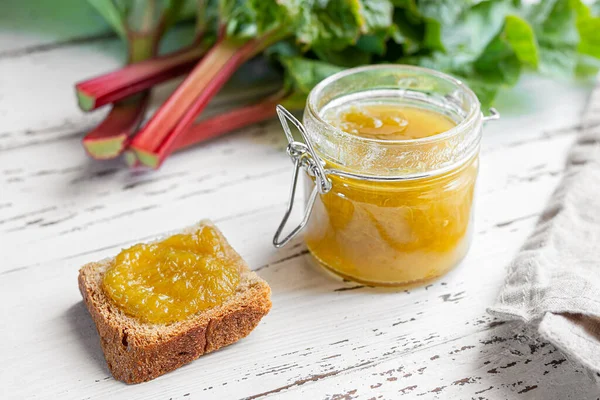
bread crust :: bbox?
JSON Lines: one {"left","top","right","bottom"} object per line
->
{"left": 78, "top": 222, "right": 272, "bottom": 384}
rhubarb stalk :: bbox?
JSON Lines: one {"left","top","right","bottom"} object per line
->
{"left": 130, "top": 36, "right": 274, "bottom": 168}
{"left": 81, "top": 0, "right": 188, "bottom": 160}
{"left": 75, "top": 45, "right": 207, "bottom": 112}
{"left": 126, "top": 0, "right": 367, "bottom": 168}
{"left": 174, "top": 92, "right": 283, "bottom": 151}
{"left": 83, "top": 93, "right": 150, "bottom": 159}
{"left": 122, "top": 51, "right": 347, "bottom": 165}
{"left": 124, "top": 91, "right": 284, "bottom": 167}
{"left": 82, "top": 34, "right": 156, "bottom": 159}
{"left": 77, "top": 0, "right": 214, "bottom": 112}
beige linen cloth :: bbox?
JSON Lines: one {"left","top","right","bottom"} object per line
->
{"left": 488, "top": 78, "right": 600, "bottom": 376}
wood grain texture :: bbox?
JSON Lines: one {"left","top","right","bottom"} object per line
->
{"left": 0, "top": 24, "right": 598, "bottom": 400}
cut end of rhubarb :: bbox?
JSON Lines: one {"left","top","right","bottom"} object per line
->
{"left": 133, "top": 148, "right": 161, "bottom": 169}
{"left": 123, "top": 150, "right": 139, "bottom": 167}
{"left": 83, "top": 135, "right": 128, "bottom": 160}
{"left": 76, "top": 88, "right": 96, "bottom": 112}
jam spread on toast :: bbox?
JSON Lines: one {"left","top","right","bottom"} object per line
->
{"left": 103, "top": 225, "right": 240, "bottom": 324}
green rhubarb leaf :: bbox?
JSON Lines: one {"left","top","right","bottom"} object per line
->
{"left": 250, "top": 0, "right": 293, "bottom": 35}
{"left": 358, "top": 0, "right": 394, "bottom": 32}
{"left": 438, "top": 1, "right": 512, "bottom": 63}
{"left": 401, "top": 51, "right": 505, "bottom": 109}
{"left": 514, "top": 0, "right": 600, "bottom": 78}
{"left": 391, "top": 0, "right": 423, "bottom": 41}
{"left": 351, "top": 0, "right": 394, "bottom": 55}
{"left": 401, "top": 51, "right": 472, "bottom": 78}
{"left": 390, "top": 0, "right": 512, "bottom": 56}
{"left": 461, "top": 79, "right": 501, "bottom": 110}
{"left": 393, "top": 0, "right": 505, "bottom": 54}
{"left": 422, "top": 19, "right": 444, "bottom": 52}
{"left": 576, "top": 54, "right": 600, "bottom": 76}
{"left": 538, "top": 46, "right": 579, "bottom": 77}
{"left": 221, "top": 0, "right": 258, "bottom": 39}
{"left": 528, "top": 0, "right": 579, "bottom": 47}
{"left": 86, "top": 0, "right": 194, "bottom": 46}
{"left": 417, "top": 0, "right": 471, "bottom": 52}
{"left": 390, "top": 4, "right": 425, "bottom": 54}
{"left": 87, "top": 0, "right": 190, "bottom": 38}
{"left": 195, "top": 0, "right": 220, "bottom": 36}
{"left": 278, "top": 57, "right": 347, "bottom": 110}
{"left": 389, "top": 0, "right": 437, "bottom": 52}
{"left": 527, "top": 0, "right": 579, "bottom": 77}
{"left": 280, "top": 91, "right": 310, "bottom": 110}
{"left": 575, "top": 3, "right": 600, "bottom": 58}
{"left": 87, "top": 0, "right": 128, "bottom": 40}
{"left": 474, "top": 33, "right": 522, "bottom": 87}
{"left": 287, "top": 0, "right": 364, "bottom": 51}
{"left": 281, "top": 56, "right": 346, "bottom": 95}
{"left": 265, "top": 39, "right": 302, "bottom": 59}
{"left": 221, "top": 0, "right": 294, "bottom": 42}
{"left": 502, "top": 14, "right": 538, "bottom": 68}
{"left": 160, "top": 0, "right": 189, "bottom": 33}
{"left": 356, "top": 32, "right": 388, "bottom": 56}
{"left": 313, "top": 45, "right": 372, "bottom": 67}
{"left": 416, "top": 0, "right": 469, "bottom": 27}
{"left": 399, "top": 6, "right": 532, "bottom": 107}
{"left": 568, "top": 0, "right": 600, "bottom": 74}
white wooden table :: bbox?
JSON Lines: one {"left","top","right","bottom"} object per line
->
{"left": 1, "top": 10, "right": 598, "bottom": 400}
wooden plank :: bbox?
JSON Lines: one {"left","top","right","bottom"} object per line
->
{"left": 271, "top": 322, "right": 598, "bottom": 400}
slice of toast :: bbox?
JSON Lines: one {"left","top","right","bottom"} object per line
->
{"left": 78, "top": 221, "right": 272, "bottom": 384}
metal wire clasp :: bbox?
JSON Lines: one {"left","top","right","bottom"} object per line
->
{"left": 273, "top": 105, "right": 331, "bottom": 248}
{"left": 482, "top": 108, "right": 500, "bottom": 123}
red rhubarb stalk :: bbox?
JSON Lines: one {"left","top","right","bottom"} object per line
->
{"left": 80, "top": 0, "right": 193, "bottom": 160}
{"left": 75, "top": 45, "right": 207, "bottom": 112}
{"left": 174, "top": 94, "right": 282, "bottom": 151}
{"left": 130, "top": 37, "right": 269, "bottom": 168}
{"left": 82, "top": 33, "right": 157, "bottom": 159}
{"left": 83, "top": 93, "right": 150, "bottom": 159}
{"left": 124, "top": 93, "right": 283, "bottom": 166}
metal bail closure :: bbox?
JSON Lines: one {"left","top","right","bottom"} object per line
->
{"left": 482, "top": 107, "right": 500, "bottom": 123}
{"left": 273, "top": 105, "right": 332, "bottom": 248}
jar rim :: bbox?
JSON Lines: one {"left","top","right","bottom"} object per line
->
{"left": 306, "top": 64, "right": 481, "bottom": 146}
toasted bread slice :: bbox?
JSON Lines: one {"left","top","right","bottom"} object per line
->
{"left": 78, "top": 221, "right": 272, "bottom": 384}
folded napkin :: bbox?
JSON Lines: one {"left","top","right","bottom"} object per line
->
{"left": 488, "top": 78, "right": 600, "bottom": 376}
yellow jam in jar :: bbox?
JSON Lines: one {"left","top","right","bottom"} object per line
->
{"left": 102, "top": 225, "right": 240, "bottom": 324}
{"left": 304, "top": 102, "right": 477, "bottom": 285}
{"left": 324, "top": 104, "right": 455, "bottom": 140}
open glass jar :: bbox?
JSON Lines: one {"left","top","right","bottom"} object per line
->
{"left": 273, "top": 65, "right": 497, "bottom": 287}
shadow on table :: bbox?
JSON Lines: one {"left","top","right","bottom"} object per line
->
{"left": 65, "top": 301, "right": 111, "bottom": 376}
{"left": 476, "top": 321, "right": 599, "bottom": 398}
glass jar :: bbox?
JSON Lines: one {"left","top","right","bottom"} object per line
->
{"left": 273, "top": 65, "right": 497, "bottom": 287}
